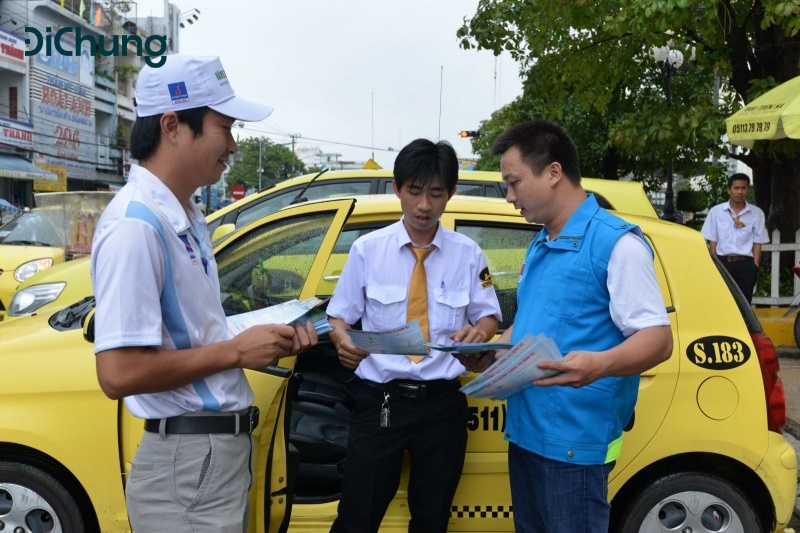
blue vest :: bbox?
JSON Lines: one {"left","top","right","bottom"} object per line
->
{"left": 507, "top": 194, "right": 647, "bottom": 465}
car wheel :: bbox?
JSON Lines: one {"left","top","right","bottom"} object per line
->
{"left": 612, "top": 471, "right": 761, "bottom": 533}
{"left": 0, "top": 461, "right": 85, "bottom": 533}
{"left": 794, "top": 312, "right": 800, "bottom": 350}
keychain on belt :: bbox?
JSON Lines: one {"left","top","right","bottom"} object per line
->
{"left": 380, "top": 392, "right": 390, "bottom": 428}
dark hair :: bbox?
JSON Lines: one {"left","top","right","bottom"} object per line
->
{"left": 129, "top": 106, "right": 211, "bottom": 161}
{"left": 393, "top": 139, "right": 458, "bottom": 192}
{"left": 491, "top": 119, "right": 581, "bottom": 185}
{"left": 728, "top": 173, "right": 750, "bottom": 188}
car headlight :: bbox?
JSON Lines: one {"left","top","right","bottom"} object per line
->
{"left": 14, "top": 258, "right": 54, "bottom": 282}
{"left": 8, "top": 282, "right": 65, "bottom": 316}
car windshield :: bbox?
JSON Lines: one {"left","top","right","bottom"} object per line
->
{"left": 0, "top": 209, "right": 65, "bottom": 247}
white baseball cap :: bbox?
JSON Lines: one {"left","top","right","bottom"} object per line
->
{"left": 134, "top": 54, "right": 273, "bottom": 122}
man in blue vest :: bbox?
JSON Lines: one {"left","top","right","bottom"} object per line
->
{"left": 462, "top": 120, "right": 673, "bottom": 532}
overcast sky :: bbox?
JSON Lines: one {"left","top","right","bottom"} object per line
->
{"left": 133, "top": 0, "right": 522, "bottom": 168}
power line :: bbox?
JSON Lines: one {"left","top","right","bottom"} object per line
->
{"left": 234, "top": 123, "right": 398, "bottom": 154}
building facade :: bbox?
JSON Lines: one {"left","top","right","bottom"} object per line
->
{"left": 0, "top": 0, "right": 178, "bottom": 208}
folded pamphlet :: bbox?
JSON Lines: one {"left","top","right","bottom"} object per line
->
{"left": 426, "top": 341, "right": 514, "bottom": 354}
{"left": 459, "top": 333, "right": 563, "bottom": 400}
{"left": 226, "top": 296, "right": 332, "bottom": 337}
{"left": 348, "top": 321, "right": 430, "bottom": 356}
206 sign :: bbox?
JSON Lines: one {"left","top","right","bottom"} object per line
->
{"left": 53, "top": 125, "right": 81, "bottom": 149}
{"left": 686, "top": 335, "right": 751, "bottom": 370}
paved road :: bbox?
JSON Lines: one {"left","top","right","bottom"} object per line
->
{"left": 779, "top": 353, "right": 800, "bottom": 530}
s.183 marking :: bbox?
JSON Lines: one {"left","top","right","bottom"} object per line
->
{"left": 686, "top": 335, "right": 751, "bottom": 370}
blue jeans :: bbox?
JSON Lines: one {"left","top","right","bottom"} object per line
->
{"left": 508, "top": 442, "right": 614, "bottom": 533}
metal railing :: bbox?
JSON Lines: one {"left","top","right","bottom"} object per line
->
{"left": 751, "top": 229, "right": 800, "bottom": 306}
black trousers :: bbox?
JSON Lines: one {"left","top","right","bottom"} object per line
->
{"left": 330, "top": 378, "right": 468, "bottom": 533}
{"left": 721, "top": 259, "right": 758, "bottom": 303}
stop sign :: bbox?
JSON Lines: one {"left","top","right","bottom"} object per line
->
{"left": 231, "top": 184, "right": 246, "bottom": 200}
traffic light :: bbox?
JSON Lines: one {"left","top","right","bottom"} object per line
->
{"left": 459, "top": 130, "right": 481, "bottom": 138}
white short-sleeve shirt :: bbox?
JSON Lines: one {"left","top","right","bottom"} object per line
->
{"left": 606, "top": 232, "right": 671, "bottom": 337}
{"left": 326, "top": 219, "right": 502, "bottom": 383}
{"left": 91, "top": 164, "right": 253, "bottom": 419}
{"left": 701, "top": 201, "right": 770, "bottom": 257}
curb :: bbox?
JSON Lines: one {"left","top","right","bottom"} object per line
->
{"left": 755, "top": 307, "right": 797, "bottom": 349}
{"left": 786, "top": 418, "right": 800, "bottom": 441}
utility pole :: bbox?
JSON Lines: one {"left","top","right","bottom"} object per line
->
{"left": 289, "top": 133, "right": 301, "bottom": 177}
{"left": 257, "top": 138, "right": 263, "bottom": 190}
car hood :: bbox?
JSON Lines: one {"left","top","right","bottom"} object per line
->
{"left": 0, "top": 243, "right": 64, "bottom": 270}
{"left": 0, "top": 307, "right": 100, "bottom": 394}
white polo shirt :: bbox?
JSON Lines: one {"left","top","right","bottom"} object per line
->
{"left": 91, "top": 164, "right": 253, "bottom": 419}
{"left": 701, "top": 200, "right": 770, "bottom": 257}
{"left": 327, "top": 219, "right": 502, "bottom": 383}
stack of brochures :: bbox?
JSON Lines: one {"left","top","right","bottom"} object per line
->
{"left": 459, "top": 333, "right": 563, "bottom": 400}
{"left": 226, "top": 296, "right": 332, "bottom": 337}
{"left": 347, "top": 320, "right": 516, "bottom": 357}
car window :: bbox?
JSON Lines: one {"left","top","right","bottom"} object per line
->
{"left": 235, "top": 181, "right": 373, "bottom": 230}
{"left": 215, "top": 211, "right": 339, "bottom": 315}
{"left": 589, "top": 192, "right": 614, "bottom": 210}
{"left": 0, "top": 209, "right": 66, "bottom": 247}
{"left": 455, "top": 222, "right": 540, "bottom": 331}
{"left": 712, "top": 254, "right": 763, "bottom": 333}
{"left": 316, "top": 225, "right": 383, "bottom": 296}
{"left": 206, "top": 216, "right": 224, "bottom": 238}
{"left": 382, "top": 180, "right": 503, "bottom": 198}
{"left": 455, "top": 183, "right": 485, "bottom": 197}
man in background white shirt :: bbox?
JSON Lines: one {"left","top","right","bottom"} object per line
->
{"left": 701, "top": 173, "right": 769, "bottom": 303}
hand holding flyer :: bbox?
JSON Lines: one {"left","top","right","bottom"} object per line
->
{"left": 226, "top": 297, "right": 332, "bottom": 337}
{"left": 459, "top": 333, "right": 563, "bottom": 400}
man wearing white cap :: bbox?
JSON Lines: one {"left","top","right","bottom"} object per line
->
{"left": 91, "top": 54, "right": 317, "bottom": 532}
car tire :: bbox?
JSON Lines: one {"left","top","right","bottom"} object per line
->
{"left": 0, "top": 461, "right": 85, "bottom": 533}
{"left": 794, "top": 312, "right": 800, "bottom": 350}
{"left": 611, "top": 471, "right": 761, "bottom": 533}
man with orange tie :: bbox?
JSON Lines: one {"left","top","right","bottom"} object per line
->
{"left": 326, "top": 138, "right": 501, "bottom": 533}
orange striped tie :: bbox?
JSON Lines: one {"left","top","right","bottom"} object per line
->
{"left": 406, "top": 244, "right": 435, "bottom": 363}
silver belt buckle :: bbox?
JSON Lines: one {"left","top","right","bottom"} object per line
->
{"left": 398, "top": 383, "right": 425, "bottom": 399}
{"left": 247, "top": 406, "right": 260, "bottom": 432}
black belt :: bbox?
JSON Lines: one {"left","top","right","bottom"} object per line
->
{"left": 718, "top": 254, "right": 751, "bottom": 263}
{"left": 359, "top": 378, "right": 460, "bottom": 399}
{"left": 144, "top": 406, "right": 259, "bottom": 435}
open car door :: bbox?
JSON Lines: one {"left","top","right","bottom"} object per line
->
{"left": 212, "top": 198, "right": 356, "bottom": 533}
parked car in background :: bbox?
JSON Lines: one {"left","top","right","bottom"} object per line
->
{"left": 206, "top": 169, "right": 658, "bottom": 241}
{"left": 5, "top": 256, "right": 91, "bottom": 318}
{"left": 0, "top": 195, "right": 793, "bottom": 533}
{"left": 0, "top": 192, "right": 114, "bottom": 320}
{"left": 4, "top": 173, "right": 657, "bottom": 320}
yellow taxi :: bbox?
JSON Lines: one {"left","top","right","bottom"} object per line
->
{"left": 205, "top": 168, "right": 658, "bottom": 240}
{"left": 0, "top": 194, "right": 793, "bottom": 533}
{"left": 4, "top": 171, "right": 655, "bottom": 319}
{"left": 0, "top": 192, "right": 113, "bottom": 320}
{"left": 0, "top": 206, "right": 67, "bottom": 319}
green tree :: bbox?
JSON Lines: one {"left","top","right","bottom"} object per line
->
{"left": 226, "top": 137, "right": 305, "bottom": 192}
{"left": 459, "top": 0, "right": 800, "bottom": 235}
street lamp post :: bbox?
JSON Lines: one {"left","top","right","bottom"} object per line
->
{"left": 652, "top": 44, "right": 684, "bottom": 223}
{"left": 257, "top": 138, "right": 263, "bottom": 191}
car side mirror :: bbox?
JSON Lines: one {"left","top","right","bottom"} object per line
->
{"left": 82, "top": 307, "right": 95, "bottom": 343}
{"left": 212, "top": 223, "right": 236, "bottom": 243}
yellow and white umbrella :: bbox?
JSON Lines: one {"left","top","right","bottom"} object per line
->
{"left": 725, "top": 74, "right": 800, "bottom": 148}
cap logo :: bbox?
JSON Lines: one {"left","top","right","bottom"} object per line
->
{"left": 215, "top": 69, "right": 230, "bottom": 86}
{"left": 168, "top": 82, "right": 190, "bottom": 105}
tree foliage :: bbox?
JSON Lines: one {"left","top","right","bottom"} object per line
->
{"left": 459, "top": 0, "right": 800, "bottom": 234}
{"left": 225, "top": 137, "right": 305, "bottom": 192}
